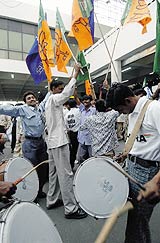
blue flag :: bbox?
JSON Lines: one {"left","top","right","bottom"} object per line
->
{"left": 89, "top": 0, "right": 94, "bottom": 42}
{"left": 26, "top": 37, "right": 47, "bottom": 84}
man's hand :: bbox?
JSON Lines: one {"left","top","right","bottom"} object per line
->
{"left": 137, "top": 172, "right": 160, "bottom": 202}
{"left": 0, "top": 133, "right": 7, "bottom": 144}
{"left": 0, "top": 181, "right": 17, "bottom": 197}
{"left": 114, "top": 153, "right": 127, "bottom": 164}
{"left": 73, "top": 63, "right": 81, "bottom": 79}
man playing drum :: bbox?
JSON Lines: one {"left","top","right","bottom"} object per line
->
{"left": 106, "top": 83, "right": 160, "bottom": 243}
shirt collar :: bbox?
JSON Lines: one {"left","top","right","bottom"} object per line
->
{"left": 26, "top": 104, "right": 37, "bottom": 111}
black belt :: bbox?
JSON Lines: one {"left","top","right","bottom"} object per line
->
{"left": 25, "top": 136, "right": 42, "bottom": 140}
{"left": 128, "top": 154, "right": 160, "bottom": 168}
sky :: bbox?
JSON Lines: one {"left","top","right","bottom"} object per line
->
{"left": 3, "top": 0, "right": 73, "bottom": 14}
{"left": 0, "top": 0, "right": 127, "bottom": 27}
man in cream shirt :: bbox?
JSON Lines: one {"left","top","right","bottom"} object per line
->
{"left": 45, "top": 64, "right": 87, "bottom": 219}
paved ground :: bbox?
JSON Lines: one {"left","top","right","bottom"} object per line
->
{"left": 0, "top": 142, "right": 160, "bottom": 243}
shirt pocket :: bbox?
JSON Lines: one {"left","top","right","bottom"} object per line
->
{"left": 25, "top": 114, "right": 37, "bottom": 127}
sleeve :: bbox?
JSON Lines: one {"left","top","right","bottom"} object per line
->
{"left": 39, "top": 92, "right": 51, "bottom": 112}
{"left": 148, "top": 101, "right": 160, "bottom": 135}
{"left": 79, "top": 103, "right": 84, "bottom": 112}
{"left": 64, "top": 114, "right": 69, "bottom": 130}
{"left": 0, "top": 105, "right": 23, "bottom": 117}
{"left": 53, "top": 78, "right": 76, "bottom": 106}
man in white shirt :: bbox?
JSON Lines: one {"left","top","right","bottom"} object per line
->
{"left": 106, "top": 83, "right": 160, "bottom": 243}
{"left": 45, "top": 64, "right": 87, "bottom": 219}
{"left": 64, "top": 98, "right": 81, "bottom": 170}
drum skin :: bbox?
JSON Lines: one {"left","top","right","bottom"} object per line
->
{"left": 0, "top": 202, "right": 63, "bottom": 243}
{"left": 73, "top": 156, "right": 129, "bottom": 218}
{"left": 0, "top": 157, "right": 39, "bottom": 202}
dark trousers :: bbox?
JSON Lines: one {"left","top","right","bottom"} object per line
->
{"left": 22, "top": 138, "right": 48, "bottom": 192}
{"left": 68, "top": 131, "right": 79, "bottom": 170}
{"left": 124, "top": 159, "right": 159, "bottom": 243}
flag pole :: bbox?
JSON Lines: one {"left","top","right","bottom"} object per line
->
{"left": 88, "top": 70, "right": 97, "bottom": 100}
{"left": 81, "top": 50, "right": 96, "bottom": 100}
{"left": 62, "top": 34, "right": 84, "bottom": 75}
{"left": 94, "top": 13, "right": 119, "bottom": 81}
{"left": 105, "top": 27, "right": 121, "bottom": 80}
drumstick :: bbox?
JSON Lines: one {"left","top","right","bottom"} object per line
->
{"left": 105, "top": 158, "right": 145, "bottom": 191}
{"left": 95, "top": 201, "right": 134, "bottom": 243}
{"left": 13, "top": 159, "right": 51, "bottom": 185}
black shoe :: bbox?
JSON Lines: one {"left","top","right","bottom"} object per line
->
{"left": 37, "top": 191, "right": 46, "bottom": 198}
{"left": 47, "top": 199, "right": 63, "bottom": 210}
{"left": 65, "top": 208, "right": 88, "bottom": 219}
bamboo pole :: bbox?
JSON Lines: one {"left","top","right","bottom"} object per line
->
{"left": 95, "top": 201, "right": 134, "bottom": 243}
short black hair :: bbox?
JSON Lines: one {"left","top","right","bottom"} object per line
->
{"left": 68, "top": 98, "right": 77, "bottom": 108}
{"left": 95, "top": 99, "right": 106, "bottom": 112}
{"left": 134, "top": 89, "right": 147, "bottom": 96}
{"left": 82, "top": 95, "right": 92, "bottom": 101}
{"left": 106, "top": 83, "right": 134, "bottom": 109}
{"left": 23, "top": 91, "right": 37, "bottom": 103}
{"left": 50, "top": 80, "right": 64, "bottom": 91}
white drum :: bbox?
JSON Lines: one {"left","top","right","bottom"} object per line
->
{"left": 73, "top": 156, "right": 129, "bottom": 218}
{"left": 0, "top": 157, "right": 39, "bottom": 201}
{"left": 0, "top": 201, "right": 63, "bottom": 243}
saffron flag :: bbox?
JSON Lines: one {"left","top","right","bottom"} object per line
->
{"left": 153, "top": 0, "right": 160, "bottom": 74}
{"left": 69, "top": 0, "right": 94, "bottom": 51}
{"left": 26, "top": 37, "right": 47, "bottom": 85}
{"left": 55, "top": 8, "right": 72, "bottom": 73}
{"left": 85, "top": 80, "right": 92, "bottom": 95}
{"left": 122, "top": 0, "right": 151, "bottom": 34}
{"left": 38, "top": 0, "right": 54, "bottom": 82}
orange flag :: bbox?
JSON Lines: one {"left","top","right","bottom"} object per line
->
{"left": 85, "top": 80, "right": 92, "bottom": 96}
{"left": 123, "top": 0, "right": 151, "bottom": 34}
{"left": 69, "top": 0, "right": 94, "bottom": 51}
{"left": 55, "top": 8, "right": 72, "bottom": 73}
{"left": 38, "top": 0, "right": 54, "bottom": 82}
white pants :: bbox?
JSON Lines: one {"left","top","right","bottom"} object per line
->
{"left": 47, "top": 144, "right": 78, "bottom": 214}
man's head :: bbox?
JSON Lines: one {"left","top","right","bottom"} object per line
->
{"left": 50, "top": 80, "right": 64, "bottom": 94}
{"left": 23, "top": 91, "right": 37, "bottom": 107}
{"left": 68, "top": 99, "right": 77, "bottom": 108}
{"left": 82, "top": 95, "right": 92, "bottom": 109}
{"left": 95, "top": 99, "right": 106, "bottom": 112}
{"left": 106, "top": 83, "right": 138, "bottom": 114}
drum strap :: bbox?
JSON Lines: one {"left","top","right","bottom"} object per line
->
{"left": 123, "top": 100, "right": 152, "bottom": 157}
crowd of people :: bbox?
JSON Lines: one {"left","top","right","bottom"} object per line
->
{"left": 0, "top": 65, "right": 160, "bottom": 241}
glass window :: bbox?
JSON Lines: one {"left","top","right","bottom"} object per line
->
{"left": 0, "top": 29, "right": 8, "bottom": 49}
{"left": 0, "top": 18, "right": 8, "bottom": 30}
{"left": 9, "top": 51, "right": 22, "bottom": 60}
{"left": 22, "top": 23, "right": 36, "bottom": 35}
{"left": 9, "top": 31, "right": 22, "bottom": 51}
{"left": 0, "top": 50, "right": 8, "bottom": 59}
{"left": 23, "top": 52, "right": 28, "bottom": 60}
{"left": 8, "top": 20, "right": 22, "bottom": 32}
{"left": 23, "top": 34, "right": 35, "bottom": 52}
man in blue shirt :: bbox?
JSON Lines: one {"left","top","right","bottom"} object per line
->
{"left": 77, "top": 95, "right": 96, "bottom": 163}
{"left": 0, "top": 91, "right": 50, "bottom": 198}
